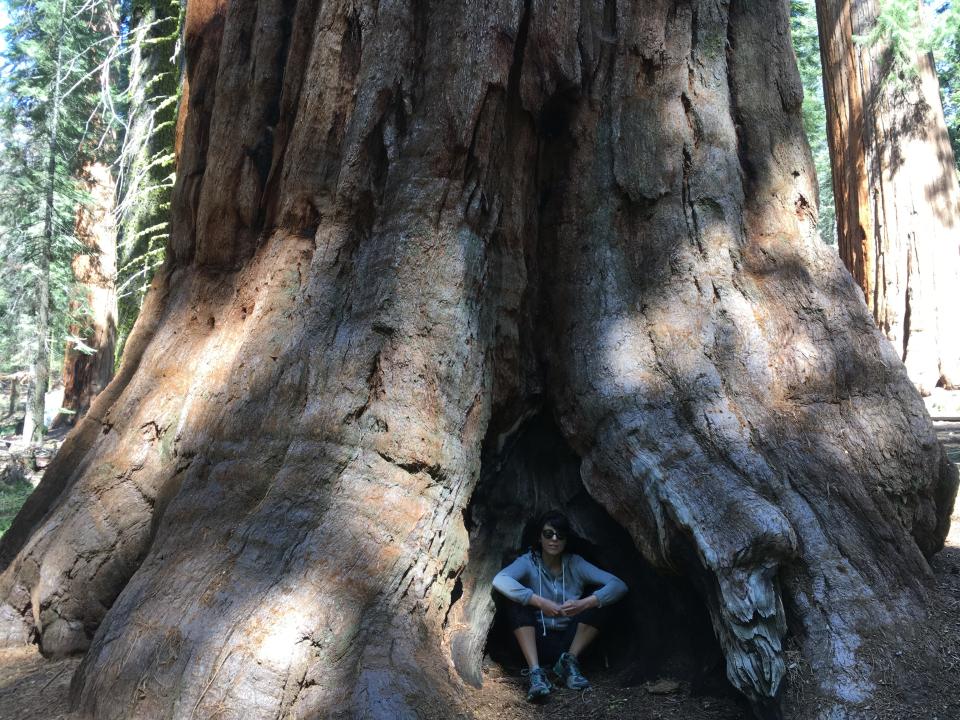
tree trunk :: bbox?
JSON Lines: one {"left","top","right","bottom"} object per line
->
{"left": 23, "top": 0, "right": 68, "bottom": 444}
{"left": 6, "top": 377, "right": 19, "bottom": 419}
{"left": 0, "top": 2, "right": 955, "bottom": 719}
{"left": 815, "top": 0, "right": 960, "bottom": 394}
{"left": 53, "top": 164, "right": 118, "bottom": 428}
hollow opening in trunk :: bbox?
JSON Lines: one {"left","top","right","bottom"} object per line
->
{"left": 452, "top": 411, "right": 738, "bottom": 698}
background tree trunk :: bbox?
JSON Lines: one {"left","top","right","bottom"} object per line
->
{"left": 22, "top": 0, "right": 68, "bottom": 443}
{"left": 815, "top": 0, "right": 960, "bottom": 394}
{"left": 0, "top": 2, "right": 955, "bottom": 719}
{"left": 5, "top": 376, "right": 19, "bottom": 419}
{"left": 53, "top": 164, "right": 118, "bottom": 428}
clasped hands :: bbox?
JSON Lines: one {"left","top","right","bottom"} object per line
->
{"left": 531, "top": 594, "right": 598, "bottom": 617}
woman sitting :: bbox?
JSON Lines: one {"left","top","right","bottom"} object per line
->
{"left": 492, "top": 510, "right": 628, "bottom": 701}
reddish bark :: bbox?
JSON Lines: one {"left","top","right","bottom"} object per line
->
{"left": 816, "top": 0, "right": 960, "bottom": 393}
{"left": 54, "top": 164, "right": 118, "bottom": 428}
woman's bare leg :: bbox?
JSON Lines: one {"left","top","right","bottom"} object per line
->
{"left": 514, "top": 626, "right": 540, "bottom": 668}
{"left": 567, "top": 623, "right": 599, "bottom": 657}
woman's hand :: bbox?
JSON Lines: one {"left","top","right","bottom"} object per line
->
{"left": 531, "top": 595, "right": 564, "bottom": 617}
{"left": 560, "top": 595, "right": 599, "bottom": 617}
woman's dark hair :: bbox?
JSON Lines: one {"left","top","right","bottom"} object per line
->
{"left": 518, "top": 509, "right": 584, "bottom": 558}
{"left": 537, "top": 510, "right": 571, "bottom": 538}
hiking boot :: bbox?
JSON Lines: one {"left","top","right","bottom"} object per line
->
{"left": 523, "top": 666, "right": 553, "bottom": 701}
{"left": 554, "top": 651, "right": 590, "bottom": 690}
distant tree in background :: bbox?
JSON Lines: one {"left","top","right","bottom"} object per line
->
{"left": 53, "top": 162, "right": 117, "bottom": 428}
{"left": 929, "top": 1, "right": 960, "bottom": 168}
{"left": 791, "top": 0, "right": 837, "bottom": 245}
{"left": 815, "top": 0, "right": 960, "bottom": 393}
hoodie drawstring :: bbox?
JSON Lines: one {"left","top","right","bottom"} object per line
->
{"left": 537, "top": 557, "right": 547, "bottom": 637}
{"left": 561, "top": 558, "right": 565, "bottom": 607}
{"left": 536, "top": 552, "right": 566, "bottom": 637}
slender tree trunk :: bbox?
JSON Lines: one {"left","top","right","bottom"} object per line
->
{"left": 0, "top": 2, "right": 955, "bottom": 719}
{"left": 23, "top": 0, "right": 68, "bottom": 443}
{"left": 815, "top": 0, "right": 960, "bottom": 393}
{"left": 54, "top": 164, "right": 117, "bottom": 428}
{"left": 6, "top": 378, "right": 18, "bottom": 419}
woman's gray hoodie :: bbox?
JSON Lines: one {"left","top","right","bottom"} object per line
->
{"left": 492, "top": 551, "right": 628, "bottom": 633}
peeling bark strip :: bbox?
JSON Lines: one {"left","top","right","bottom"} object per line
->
{"left": 815, "top": 0, "right": 960, "bottom": 393}
{"left": 0, "top": 2, "right": 955, "bottom": 719}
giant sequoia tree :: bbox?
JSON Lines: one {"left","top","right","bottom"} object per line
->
{"left": 815, "top": 0, "right": 960, "bottom": 393}
{"left": 0, "top": 1, "right": 956, "bottom": 719}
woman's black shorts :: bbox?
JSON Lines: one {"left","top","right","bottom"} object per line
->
{"left": 503, "top": 600, "right": 610, "bottom": 666}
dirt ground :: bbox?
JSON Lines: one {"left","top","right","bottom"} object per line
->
{"left": 464, "top": 666, "right": 749, "bottom": 720}
{"left": 0, "top": 646, "right": 75, "bottom": 720}
{"left": 0, "top": 423, "right": 958, "bottom": 720}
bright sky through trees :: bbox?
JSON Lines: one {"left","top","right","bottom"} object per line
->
{"left": 0, "top": 4, "right": 8, "bottom": 55}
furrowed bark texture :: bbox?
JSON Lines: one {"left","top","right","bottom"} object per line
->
{"left": 815, "top": 0, "right": 960, "bottom": 393}
{"left": 55, "top": 163, "right": 118, "bottom": 428}
{"left": 0, "top": 1, "right": 955, "bottom": 719}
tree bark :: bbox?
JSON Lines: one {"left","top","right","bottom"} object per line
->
{"left": 0, "top": 2, "right": 955, "bottom": 719}
{"left": 815, "top": 0, "right": 960, "bottom": 394}
{"left": 6, "top": 376, "right": 19, "bottom": 419}
{"left": 53, "top": 164, "right": 118, "bottom": 428}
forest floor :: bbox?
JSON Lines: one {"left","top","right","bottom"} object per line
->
{"left": 0, "top": 404, "right": 957, "bottom": 719}
{"left": 464, "top": 661, "right": 751, "bottom": 720}
{"left": 0, "top": 427, "right": 67, "bottom": 537}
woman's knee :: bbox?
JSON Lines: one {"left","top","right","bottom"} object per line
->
{"left": 573, "top": 604, "right": 610, "bottom": 631}
{"left": 505, "top": 600, "right": 539, "bottom": 630}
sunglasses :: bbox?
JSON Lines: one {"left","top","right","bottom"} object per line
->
{"left": 541, "top": 528, "right": 567, "bottom": 541}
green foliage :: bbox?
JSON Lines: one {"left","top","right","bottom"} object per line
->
{"left": 790, "top": 0, "right": 836, "bottom": 245}
{"left": 0, "top": 476, "right": 34, "bottom": 537}
{"left": 115, "top": 0, "right": 182, "bottom": 357}
{"left": 860, "top": 0, "right": 928, "bottom": 79}
{"left": 858, "top": 0, "right": 960, "bottom": 109}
